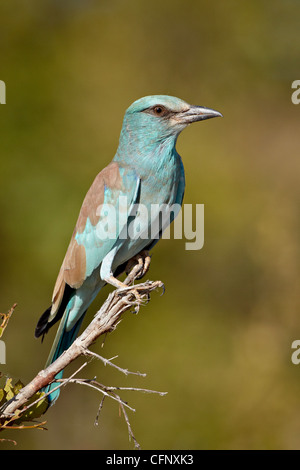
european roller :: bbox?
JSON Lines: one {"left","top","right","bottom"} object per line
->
{"left": 35, "top": 95, "right": 222, "bottom": 404}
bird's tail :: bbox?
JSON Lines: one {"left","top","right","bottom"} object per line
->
{"left": 43, "top": 309, "right": 86, "bottom": 405}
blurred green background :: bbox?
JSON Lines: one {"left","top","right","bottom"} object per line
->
{"left": 1, "top": 0, "right": 300, "bottom": 450}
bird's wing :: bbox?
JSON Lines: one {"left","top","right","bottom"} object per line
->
{"left": 49, "top": 161, "right": 140, "bottom": 321}
{"left": 145, "top": 155, "right": 185, "bottom": 251}
{"left": 177, "top": 156, "right": 186, "bottom": 206}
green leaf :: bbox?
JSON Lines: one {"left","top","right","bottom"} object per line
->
{"left": 13, "top": 380, "right": 24, "bottom": 395}
{"left": 15, "top": 392, "right": 48, "bottom": 423}
{"left": 0, "top": 376, "right": 48, "bottom": 428}
{"left": 4, "top": 378, "right": 14, "bottom": 401}
{"left": 0, "top": 388, "right": 5, "bottom": 407}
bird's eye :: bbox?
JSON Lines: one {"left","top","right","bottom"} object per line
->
{"left": 144, "top": 105, "right": 172, "bottom": 117}
{"left": 154, "top": 106, "right": 163, "bottom": 114}
{"left": 147, "top": 105, "right": 170, "bottom": 117}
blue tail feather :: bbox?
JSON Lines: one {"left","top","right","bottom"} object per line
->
{"left": 43, "top": 314, "right": 85, "bottom": 405}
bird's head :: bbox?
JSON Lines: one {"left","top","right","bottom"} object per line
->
{"left": 119, "top": 95, "right": 222, "bottom": 152}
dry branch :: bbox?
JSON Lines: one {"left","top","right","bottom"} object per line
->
{"left": 0, "top": 264, "right": 164, "bottom": 427}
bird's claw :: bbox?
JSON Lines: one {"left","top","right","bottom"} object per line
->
{"left": 125, "top": 250, "right": 151, "bottom": 281}
{"left": 116, "top": 282, "right": 151, "bottom": 311}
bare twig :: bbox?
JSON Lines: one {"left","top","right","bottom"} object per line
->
{"left": 0, "top": 303, "right": 17, "bottom": 338}
{"left": 102, "top": 385, "right": 168, "bottom": 396}
{"left": 85, "top": 350, "right": 147, "bottom": 377}
{"left": 21, "top": 362, "right": 89, "bottom": 416}
{"left": 54, "top": 375, "right": 165, "bottom": 450}
{"left": 94, "top": 396, "right": 105, "bottom": 426}
{"left": 119, "top": 400, "right": 141, "bottom": 449}
{"left": 57, "top": 377, "right": 137, "bottom": 412}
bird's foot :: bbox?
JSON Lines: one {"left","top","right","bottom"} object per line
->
{"left": 105, "top": 251, "right": 151, "bottom": 311}
{"left": 125, "top": 250, "right": 151, "bottom": 284}
{"left": 104, "top": 275, "right": 149, "bottom": 311}
{"left": 117, "top": 282, "right": 152, "bottom": 312}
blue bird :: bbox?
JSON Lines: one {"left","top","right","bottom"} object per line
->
{"left": 35, "top": 95, "right": 222, "bottom": 404}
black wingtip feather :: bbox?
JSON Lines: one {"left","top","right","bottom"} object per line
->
{"left": 35, "top": 284, "right": 75, "bottom": 340}
{"left": 35, "top": 306, "right": 52, "bottom": 338}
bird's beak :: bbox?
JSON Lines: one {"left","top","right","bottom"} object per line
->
{"left": 178, "top": 105, "right": 223, "bottom": 124}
